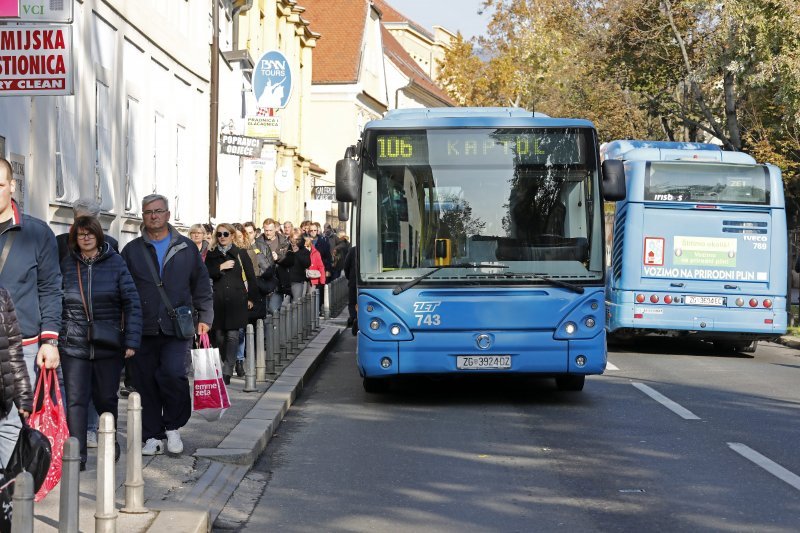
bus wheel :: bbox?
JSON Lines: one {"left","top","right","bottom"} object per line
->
{"left": 556, "top": 375, "right": 585, "bottom": 391}
{"left": 363, "top": 377, "right": 391, "bottom": 393}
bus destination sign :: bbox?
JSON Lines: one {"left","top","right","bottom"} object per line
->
{"left": 375, "top": 131, "right": 584, "bottom": 167}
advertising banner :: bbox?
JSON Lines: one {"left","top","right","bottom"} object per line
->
{"left": 0, "top": 25, "right": 73, "bottom": 96}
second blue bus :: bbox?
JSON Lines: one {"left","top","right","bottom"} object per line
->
{"left": 603, "top": 140, "right": 788, "bottom": 352}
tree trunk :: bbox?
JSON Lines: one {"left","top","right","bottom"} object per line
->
{"left": 723, "top": 70, "right": 742, "bottom": 150}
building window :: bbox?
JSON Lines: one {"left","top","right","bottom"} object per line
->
{"left": 125, "top": 96, "right": 142, "bottom": 214}
{"left": 153, "top": 112, "right": 166, "bottom": 195}
{"left": 95, "top": 80, "right": 114, "bottom": 210}
{"left": 55, "top": 96, "right": 79, "bottom": 203}
{"left": 174, "top": 125, "right": 187, "bottom": 222}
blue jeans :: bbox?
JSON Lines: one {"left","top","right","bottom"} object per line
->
{"left": 267, "top": 292, "right": 282, "bottom": 314}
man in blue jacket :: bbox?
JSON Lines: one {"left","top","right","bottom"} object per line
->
{"left": 0, "top": 158, "right": 62, "bottom": 462}
{"left": 121, "top": 194, "right": 213, "bottom": 456}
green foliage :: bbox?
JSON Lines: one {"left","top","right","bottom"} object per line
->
{"left": 436, "top": 0, "right": 800, "bottom": 217}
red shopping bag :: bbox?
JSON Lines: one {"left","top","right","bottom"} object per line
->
{"left": 191, "top": 333, "right": 231, "bottom": 421}
{"left": 27, "top": 368, "right": 70, "bottom": 502}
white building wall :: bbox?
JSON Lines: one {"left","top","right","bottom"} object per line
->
{"left": 0, "top": 0, "right": 211, "bottom": 246}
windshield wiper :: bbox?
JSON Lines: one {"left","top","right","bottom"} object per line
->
{"left": 392, "top": 263, "right": 509, "bottom": 295}
{"left": 524, "top": 272, "right": 585, "bottom": 294}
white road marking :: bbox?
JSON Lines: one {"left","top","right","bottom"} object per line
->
{"left": 632, "top": 383, "right": 701, "bottom": 420}
{"left": 727, "top": 443, "right": 800, "bottom": 492}
{"left": 606, "top": 362, "right": 619, "bottom": 371}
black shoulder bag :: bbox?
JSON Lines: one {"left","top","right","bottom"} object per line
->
{"left": 140, "top": 240, "right": 195, "bottom": 340}
{"left": 77, "top": 262, "right": 123, "bottom": 350}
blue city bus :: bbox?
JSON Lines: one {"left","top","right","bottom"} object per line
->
{"left": 335, "top": 108, "right": 626, "bottom": 392}
{"left": 603, "top": 140, "right": 788, "bottom": 352}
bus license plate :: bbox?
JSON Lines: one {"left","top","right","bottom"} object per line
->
{"left": 457, "top": 355, "right": 511, "bottom": 370}
{"left": 685, "top": 295, "right": 726, "bottom": 306}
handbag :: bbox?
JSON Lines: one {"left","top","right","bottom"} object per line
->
{"left": 0, "top": 421, "right": 53, "bottom": 531}
{"left": 140, "top": 240, "right": 196, "bottom": 340}
{"left": 27, "top": 368, "right": 70, "bottom": 502}
{"left": 191, "top": 333, "right": 230, "bottom": 421}
{"left": 78, "top": 262, "right": 123, "bottom": 350}
{"left": 305, "top": 269, "right": 321, "bottom": 279}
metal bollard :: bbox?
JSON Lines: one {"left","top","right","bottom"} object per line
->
{"left": 294, "top": 299, "right": 302, "bottom": 348}
{"left": 11, "top": 471, "right": 34, "bottom": 533}
{"left": 312, "top": 289, "right": 320, "bottom": 330}
{"left": 303, "top": 293, "right": 312, "bottom": 339}
{"left": 59, "top": 437, "right": 80, "bottom": 532}
{"left": 256, "top": 319, "right": 266, "bottom": 382}
{"left": 121, "top": 392, "right": 147, "bottom": 514}
{"left": 279, "top": 306, "right": 288, "bottom": 363}
{"left": 96, "top": 412, "right": 118, "bottom": 532}
{"left": 288, "top": 301, "right": 298, "bottom": 355}
{"left": 265, "top": 315, "right": 276, "bottom": 376}
{"left": 323, "top": 284, "right": 331, "bottom": 319}
{"left": 244, "top": 324, "right": 258, "bottom": 392}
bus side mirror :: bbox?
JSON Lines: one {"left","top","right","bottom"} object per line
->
{"left": 336, "top": 158, "right": 360, "bottom": 202}
{"left": 601, "top": 159, "right": 626, "bottom": 201}
{"left": 338, "top": 201, "right": 349, "bottom": 222}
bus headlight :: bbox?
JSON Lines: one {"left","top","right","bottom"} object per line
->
{"left": 584, "top": 317, "right": 596, "bottom": 328}
{"left": 390, "top": 325, "right": 401, "bottom": 335}
{"left": 575, "top": 355, "right": 587, "bottom": 367}
{"left": 370, "top": 319, "right": 381, "bottom": 331}
{"left": 380, "top": 357, "right": 392, "bottom": 369}
{"left": 564, "top": 322, "right": 577, "bottom": 335}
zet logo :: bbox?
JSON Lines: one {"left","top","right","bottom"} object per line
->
{"left": 413, "top": 302, "right": 441, "bottom": 313}
{"left": 253, "top": 50, "right": 293, "bottom": 110}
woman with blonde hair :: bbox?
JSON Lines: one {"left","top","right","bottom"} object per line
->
{"left": 287, "top": 229, "right": 312, "bottom": 301}
{"left": 189, "top": 223, "right": 209, "bottom": 261}
{"left": 204, "top": 223, "right": 258, "bottom": 383}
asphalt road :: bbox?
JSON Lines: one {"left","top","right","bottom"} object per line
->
{"left": 238, "top": 334, "right": 800, "bottom": 532}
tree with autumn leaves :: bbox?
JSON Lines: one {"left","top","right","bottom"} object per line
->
{"left": 437, "top": 0, "right": 800, "bottom": 218}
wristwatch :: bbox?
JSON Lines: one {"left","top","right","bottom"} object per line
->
{"left": 42, "top": 339, "right": 58, "bottom": 347}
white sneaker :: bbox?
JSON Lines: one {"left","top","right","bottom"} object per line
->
{"left": 86, "top": 430, "right": 98, "bottom": 448}
{"left": 166, "top": 430, "right": 183, "bottom": 455}
{"left": 141, "top": 438, "right": 164, "bottom": 456}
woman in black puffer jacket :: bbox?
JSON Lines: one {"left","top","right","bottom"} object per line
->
{"left": 59, "top": 217, "right": 142, "bottom": 469}
{"left": 0, "top": 286, "right": 33, "bottom": 466}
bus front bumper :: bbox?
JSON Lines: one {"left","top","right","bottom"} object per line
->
{"left": 357, "top": 330, "right": 607, "bottom": 378}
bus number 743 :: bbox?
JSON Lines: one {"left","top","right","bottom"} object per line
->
{"left": 416, "top": 314, "right": 441, "bottom": 326}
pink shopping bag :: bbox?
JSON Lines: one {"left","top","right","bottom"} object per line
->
{"left": 28, "top": 368, "right": 69, "bottom": 502}
{"left": 191, "top": 333, "right": 231, "bottom": 421}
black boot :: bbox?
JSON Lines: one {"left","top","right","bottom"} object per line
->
{"left": 235, "top": 359, "right": 245, "bottom": 377}
{"left": 223, "top": 375, "right": 231, "bottom": 385}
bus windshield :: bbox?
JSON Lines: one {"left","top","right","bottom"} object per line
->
{"left": 358, "top": 128, "right": 605, "bottom": 285}
{"left": 646, "top": 162, "right": 770, "bottom": 205}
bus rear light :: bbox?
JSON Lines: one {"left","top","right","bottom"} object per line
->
{"left": 763, "top": 299, "right": 772, "bottom": 308}
{"left": 635, "top": 294, "right": 645, "bottom": 303}
{"left": 765, "top": 319, "right": 774, "bottom": 324}
{"left": 650, "top": 295, "right": 659, "bottom": 303}
{"left": 695, "top": 204, "right": 719, "bottom": 209}
{"left": 663, "top": 295, "right": 673, "bottom": 304}
{"left": 735, "top": 298, "right": 744, "bottom": 307}
{"left": 634, "top": 313, "right": 644, "bottom": 319}
{"left": 749, "top": 298, "right": 758, "bottom": 307}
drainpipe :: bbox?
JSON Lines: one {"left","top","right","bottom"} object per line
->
{"left": 209, "top": 0, "right": 219, "bottom": 219}
{"left": 232, "top": 0, "right": 253, "bottom": 50}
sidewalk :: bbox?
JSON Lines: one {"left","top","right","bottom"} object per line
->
{"left": 32, "top": 316, "right": 346, "bottom": 532}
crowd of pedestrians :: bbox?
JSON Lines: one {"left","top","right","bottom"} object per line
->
{"left": 0, "top": 154, "right": 352, "bottom": 472}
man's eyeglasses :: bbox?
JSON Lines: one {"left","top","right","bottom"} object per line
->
{"left": 216, "top": 231, "right": 231, "bottom": 238}
{"left": 142, "top": 208, "right": 168, "bottom": 216}
{"left": 77, "top": 233, "right": 95, "bottom": 240}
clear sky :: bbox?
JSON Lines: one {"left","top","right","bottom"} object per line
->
{"left": 387, "top": 0, "right": 491, "bottom": 40}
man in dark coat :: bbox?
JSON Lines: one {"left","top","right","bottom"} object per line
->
{"left": 121, "top": 194, "right": 213, "bottom": 457}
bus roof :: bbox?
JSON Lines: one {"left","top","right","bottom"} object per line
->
{"left": 364, "top": 107, "right": 596, "bottom": 130}
{"left": 601, "top": 140, "right": 756, "bottom": 164}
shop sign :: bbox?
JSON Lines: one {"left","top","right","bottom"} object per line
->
{"left": 253, "top": 50, "right": 292, "bottom": 110}
{"left": 15, "top": 0, "right": 73, "bottom": 22}
{"left": 0, "top": 25, "right": 73, "bottom": 96}
{"left": 245, "top": 115, "right": 280, "bottom": 139}
{"left": 314, "top": 186, "right": 336, "bottom": 201}
{"left": 220, "top": 134, "right": 263, "bottom": 157}
{"left": 0, "top": 0, "right": 19, "bottom": 18}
